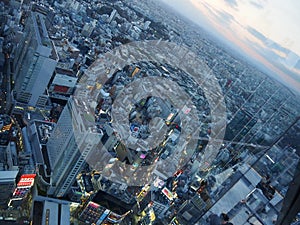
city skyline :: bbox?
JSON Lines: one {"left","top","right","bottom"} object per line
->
{"left": 0, "top": 0, "right": 299, "bottom": 224}
{"left": 161, "top": 0, "right": 300, "bottom": 93}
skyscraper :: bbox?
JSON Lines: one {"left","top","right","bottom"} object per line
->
{"left": 13, "top": 11, "right": 58, "bottom": 107}
{"left": 46, "top": 99, "right": 101, "bottom": 197}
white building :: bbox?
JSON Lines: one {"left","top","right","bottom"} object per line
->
{"left": 46, "top": 99, "right": 102, "bottom": 197}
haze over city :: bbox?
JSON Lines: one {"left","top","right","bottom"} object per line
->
{"left": 0, "top": 0, "right": 299, "bottom": 224}
{"left": 161, "top": 0, "right": 300, "bottom": 92}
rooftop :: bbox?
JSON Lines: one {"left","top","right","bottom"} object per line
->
{"left": 34, "top": 120, "right": 55, "bottom": 145}
{"left": 31, "top": 12, "right": 58, "bottom": 61}
{"left": 33, "top": 196, "right": 70, "bottom": 225}
{"left": 0, "top": 170, "right": 18, "bottom": 182}
{"left": 52, "top": 73, "right": 77, "bottom": 88}
{"left": 92, "top": 190, "right": 135, "bottom": 215}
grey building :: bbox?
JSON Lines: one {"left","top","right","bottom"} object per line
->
{"left": 0, "top": 170, "right": 18, "bottom": 208}
{"left": 32, "top": 196, "right": 70, "bottom": 225}
{"left": 0, "top": 143, "right": 19, "bottom": 208}
{"left": 13, "top": 11, "right": 58, "bottom": 107}
{"left": 46, "top": 99, "right": 102, "bottom": 197}
{"left": 177, "top": 194, "right": 207, "bottom": 224}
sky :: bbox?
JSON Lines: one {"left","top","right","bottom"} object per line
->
{"left": 160, "top": 0, "right": 300, "bottom": 92}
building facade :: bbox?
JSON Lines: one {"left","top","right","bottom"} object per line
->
{"left": 46, "top": 99, "right": 101, "bottom": 197}
{"left": 13, "top": 12, "right": 58, "bottom": 107}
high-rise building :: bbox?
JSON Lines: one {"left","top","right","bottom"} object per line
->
{"left": 25, "top": 120, "right": 55, "bottom": 192}
{"left": 0, "top": 114, "right": 13, "bottom": 145}
{"left": 46, "top": 99, "right": 102, "bottom": 197}
{"left": 78, "top": 201, "right": 109, "bottom": 224}
{"left": 150, "top": 191, "right": 171, "bottom": 219}
{"left": 12, "top": 11, "right": 58, "bottom": 107}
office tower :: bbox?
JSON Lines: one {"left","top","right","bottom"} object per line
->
{"left": 13, "top": 11, "right": 58, "bottom": 107}
{"left": 78, "top": 197, "right": 132, "bottom": 225}
{"left": 150, "top": 190, "right": 171, "bottom": 219}
{"left": 93, "top": 190, "right": 134, "bottom": 223}
{"left": 0, "top": 55, "right": 12, "bottom": 114}
{"left": 25, "top": 120, "right": 54, "bottom": 192}
{"left": 46, "top": 99, "right": 101, "bottom": 197}
{"left": 78, "top": 201, "right": 109, "bottom": 224}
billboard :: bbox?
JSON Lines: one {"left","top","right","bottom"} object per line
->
{"left": 162, "top": 187, "right": 174, "bottom": 201}
{"left": 17, "top": 174, "right": 36, "bottom": 187}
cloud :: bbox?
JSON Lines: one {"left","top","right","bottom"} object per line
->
{"left": 164, "top": 0, "right": 300, "bottom": 92}
{"left": 249, "top": 0, "right": 264, "bottom": 9}
{"left": 245, "top": 26, "right": 300, "bottom": 81}
{"left": 213, "top": 9, "right": 243, "bottom": 27}
{"left": 249, "top": 1, "right": 264, "bottom": 9}
{"left": 246, "top": 26, "right": 291, "bottom": 55}
{"left": 224, "top": 0, "right": 238, "bottom": 8}
{"left": 246, "top": 26, "right": 267, "bottom": 42}
{"left": 200, "top": 2, "right": 238, "bottom": 27}
{"left": 217, "top": 10, "right": 235, "bottom": 22}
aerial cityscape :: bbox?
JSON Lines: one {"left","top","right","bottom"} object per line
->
{"left": 0, "top": 0, "right": 299, "bottom": 225}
